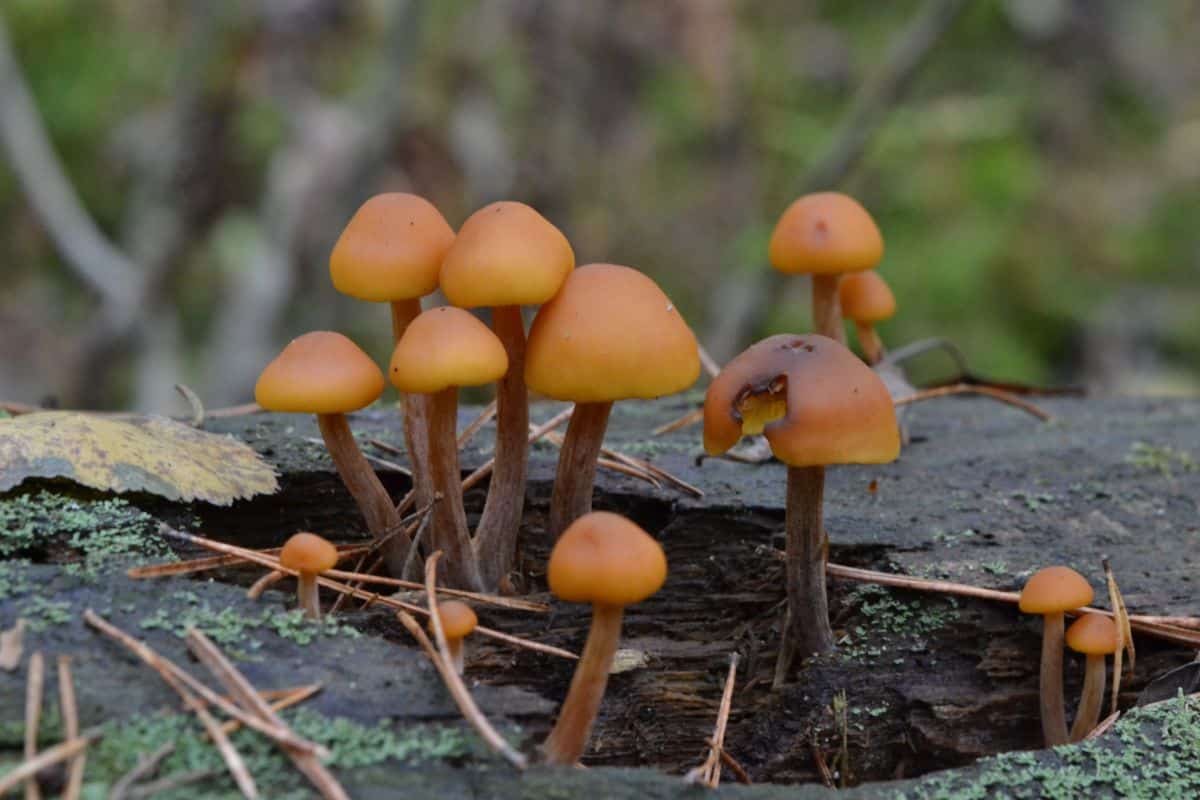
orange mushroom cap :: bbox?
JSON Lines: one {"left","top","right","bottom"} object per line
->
{"left": 548, "top": 512, "right": 667, "bottom": 608}
{"left": 389, "top": 306, "right": 508, "bottom": 394}
{"left": 703, "top": 334, "right": 899, "bottom": 466}
{"left": 439, "top": 201, "right": 575, "bottom": 308}
{"left": 839, "top": 270, "right": 896, "bottom": 324}
{"left": 1019, "top": 566, "right": 1094, "bottom": 614}
{"left": 768, "top": 192, "right": 883, "bottom": 276}
{"left": 433, "top": 600, "right": 478, "bottom": 640}
{"left": 525, "top": 263, "right": 700, "bottom": 403}
{"left": 255, "top": 331, "right": 384, "bottom": 414}
{"left": 330, "top": 193, "right": 455, "bottom": 302}
{"left": 279, "top": 532, "right": 339, "bottom": 574}
{"left": 1065, "top": 613, "right": 1120, "bottom": 656}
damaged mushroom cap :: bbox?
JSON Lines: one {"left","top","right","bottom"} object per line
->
{"left": 389, "top": 307, "right": 509, "bottom": 393}
{"left": 702, "top": 334, "right": 899, "bottom": 465}
{"left": 838, "top": 270, "right": 896, "bottom": 324}
{"left": 1019, "top": 567, "right": 1094, "bottom": 614}
{"left": 440, "top": 201, "right": 575, "bottom": 308}
{"left": 330, "top": 193, "right": 455, "bottom": 302}
{"left": 1065, "top": 613, "right": 1119, "bottom": 655}
{"left": 525, "top": 263, "right": 700, "bottom": 403}
{"left": 768, "top": 192, "right": 883, "bottom": 276}
{"left": 255, "top": 331, "right": 384, "bottom": 414}
{"left": 548, "top": 512, "right": 667, "bottom": 607}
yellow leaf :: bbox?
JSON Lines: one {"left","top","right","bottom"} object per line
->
{"left": 0, "top": 412, "right": 278, "bottom": 505}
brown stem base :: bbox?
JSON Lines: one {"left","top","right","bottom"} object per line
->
{"left": 426, "top": 388, "right": 483, "bottom": 591}
{"left": 474, "top": 305, "right": 528, "bottom": 590}
{"left": 1040, "top": 612, "right": 1069, "bottom": 746}
{"left": 392, "top": 298, "right": 433, "bottom": 577}
{"left": 775, "top": 465, "right": 832, "bottom": 686}
{"left": 1070, "top": 653, "right": 1106, "bottom": 742}
{"left": 541, "top": 605, "right": 623, "bottom": 765}
{"left": 856, "top": 321, "right": 885, "bottom": 365}
{"left": 548, "top": 402, "right": 613, "bottom": 539}
{"left": 297, "top": 573, "right": 321, "bottom": 621}
{"left": 812, "top": 275, "right": 846, "bottom": 345}
{"left": 316, "top": 414, "right": 407, "bottom": 566}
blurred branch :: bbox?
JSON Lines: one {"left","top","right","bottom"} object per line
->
{"left": 0, "top": 12, "right": 139, "bottom": 319}
{"left": 704, "top": 0, "right": 969, "bottom": 363}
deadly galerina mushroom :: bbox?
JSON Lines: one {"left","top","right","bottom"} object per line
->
{"left": 769, "top": 192, "right": 883, "bottom": 345}
{"left": 525, "top": 263, "right": 700, "bottom": 538}
{"left": 703, "top": 334, "right": 899, "bottom": 679}
{"left": 431, "top": 600, "right": 478, "bottom": 675}
{"left": 256, "top": 332, "right": 409, "bottom": 570}
{"left": 1065, "top": 613, "right": 1119, "bottom": 742}
{"left": 838, "top": 270, "right": 895, "bottom": 365}
{"left": 1019, "top": 566, "right": 1094, "bottom": 747}
{"left": 279, "top": 532, "right": 339, "bottom": 621}
{"left": 439, "top": 201, "right": 574, "bottom": 590}
{"left": 390, "top": 306, "right": 508, "bottom": 591}
{"left": 541, "top": 512, "right": 667, "bottom": 765}
{"left": 330, "top": 193, "right": 457, "bottom": 524}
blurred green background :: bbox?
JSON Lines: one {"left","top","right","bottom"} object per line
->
{"left": 1, "top": 0, "right": 1198, "bottom": 412}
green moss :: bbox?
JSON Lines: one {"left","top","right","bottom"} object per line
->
{"left": 833, "top": 585, "right": 958, "bottom": 664}
{"left": 0, "top": 491, "right": 176, "bottom": 576}
{"left": 21, "top": 595, "right": 73, "bottom": 631}
{"left": 1126, "top": 441, "right": 1197, "bottom": 477}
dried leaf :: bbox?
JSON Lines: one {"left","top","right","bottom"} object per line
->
{"left": 0, "top": 412, "right": 277, "bottom": 505}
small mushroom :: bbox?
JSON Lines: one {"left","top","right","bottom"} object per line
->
{"left": 440, "top": 201, "right": 575, "bottom": 590}
{"left": 1065, "top": 613, "right": 1119, "bottom": 742}
{"left": 256, "top": 333, "right": 409, "bottom": 569}
{"left": 703, "top": 334, "right": 899, "bottom": 678}
{"left": 525, "top": 264, "right": 700, "bottom": 538}
{"left": 541, "top": 512, "right": 667, "bottom": 765}
{"left": 769, "top": 192, "right": 883, "bottom": 345}
{"left": 1019, "top": 566, "right": 1094, "bottom": 747}
{"left": 838, "top": 270, "right": 896, "bottom": 365}
{"left": 390, "top": 307, "right": 508, "bottom": 591}
{"left": 430, "top": 600, "right": 478, "bottom": 675}
{"left": 279, "top": 532, "right": 339, "bottom": 621}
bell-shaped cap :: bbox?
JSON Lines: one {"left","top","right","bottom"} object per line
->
{"left": 330, "top": 193, "right": 455, "bottom": 302}
{"left": 255, "top": 332, "right": 384, "bottom": 414}
{"left": 439, "top": 201, "right": 574, "bottom": 308}
{"left": 525, "top": 263, "right": 699, "bottom": 403}
{"left": 279, "top": 532, "right": 339, "bottom": 574}
{"left": 769, "top": 192, "right": 883, "bottom": 276}
{"left": 389, "top": 306, "right": 508, "bottom": 394}
{"left": 548, "top": 512, "right": 667, "bottom": 608}
{"left": 703, "top": 334, "right": 899, "bottom": 466}
{"left": 1065, "top": 613, "right": 1120, "bottom": 656}
{"left": 1019, "top": 566, "right": 1094, "bottom": 614}
{"left": 433, "top": 600, "right": 478, "bottom": 640}
{"left": 839, "top": 270, "right": 896, "bottom": 324}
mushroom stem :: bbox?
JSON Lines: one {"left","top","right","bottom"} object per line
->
{"left": 392, "top": 298, "right": 435, "bottom": 536}
{"left": 1069, "top": 653, "right": 1106, "bottom": 742}
{"left": 1039, "top": 612, "right": 1069, "bottom": 746}
{"left": 855, "top": 322, "right": 885, "bottom": 365}
{"left": 296, "top": 572, "right": 321, "bottom": 621}
{"left": 473, "top": 304, "right": 529, "bottom": 590}
{"left": 316, "top": 413, "right": 409, "bottom": 570}
{"left": 446, "top": 638, "right": 465, "bottom": 675}
{"left": 426, "top": 388, "right": 484, "bottom": 591}
{"left": 548, "top": 402, "right": 614, "bottom": 539}
{"left": 811, "top": 275, "right": 847, "bottom": 345}
{"left": 776, "top": 465, "right": 833, "bottom": 684}
{"left": 542, "top": 604, "right": 623, "bottom": 765}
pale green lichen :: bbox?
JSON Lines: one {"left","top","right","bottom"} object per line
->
{"left": 1126, "top": 441, "right": 1196, "bottom": 477}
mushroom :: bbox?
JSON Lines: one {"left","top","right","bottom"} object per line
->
{"left": 430, "top": 600, "right": 478, "bottom": 675}
{"left": 703, "top": 334, "right": 899, "bottom": 678}
{"left": 525, "top": 264, "right": 700, "bottom": 538}
{"left": 838, "top": 270, "right": 895, "bottom": 365}
{"left": 541, "top": 512, "right": 667, "bottom": 765}
{"left": 1018, "top": 566, "right": 1094, "bottom": 747}
{"left": 279, "top": 532, "right": 338, "bottom": 621}
{"left": 256, "top": 332, "right": 409, "bottom": 567}
{"left": 1065, "top": 612, "right": 1119, "bottom": 742}
{"left": 439, "top": 201, "right": 574, "bottom": 590}
{"left": 390, "top": 307, "right": 508, "bottom": 591}
{"left": 768, "top": 192, "right": 884, "bottom": 345}
{"left": 330, "top": 192, "right": 456, "bottom": 526}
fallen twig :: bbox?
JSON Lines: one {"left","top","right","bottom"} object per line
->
{"left": 1083, "top": 710, "right": 1121, "bottom": 741}
{"left": 109, "top": 742, "right": 174, "bottom": 800}
{"left": 457, "top": 399, "right": 498, "bottom": 448}
{"left": 174, "top": 384, "right": 205, "bottom": 427}
{"left": 653, "top": 407, "right": 703, "bottom": 437}
{"left": 1104, "top": 558, "right": 1135, "bottom": 711}
{"left": 685, "top": 652, "right": 740, "bottom": 788}
{"left": 246, "top": 570, "right": 286, "bottom": 600}
{"left": 128, "top": 543, "right": 371, "bottom": 580}
{"left": 0, "top": 735, "right": 99, "bottom": 797}
{"left": 185, "top": 629, "right": 348, "bottom": 800}
{"left": 893, "top": 383, "right": 1051, "bottom": 421}
{"left": 57, "top": 656, "right": 85, "bottom": 800}
{"left": 24, "top": 650, "right": 43, "bottom": 800}
{"left": 0, "top": 618, "right": 24, "bottom": 670}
